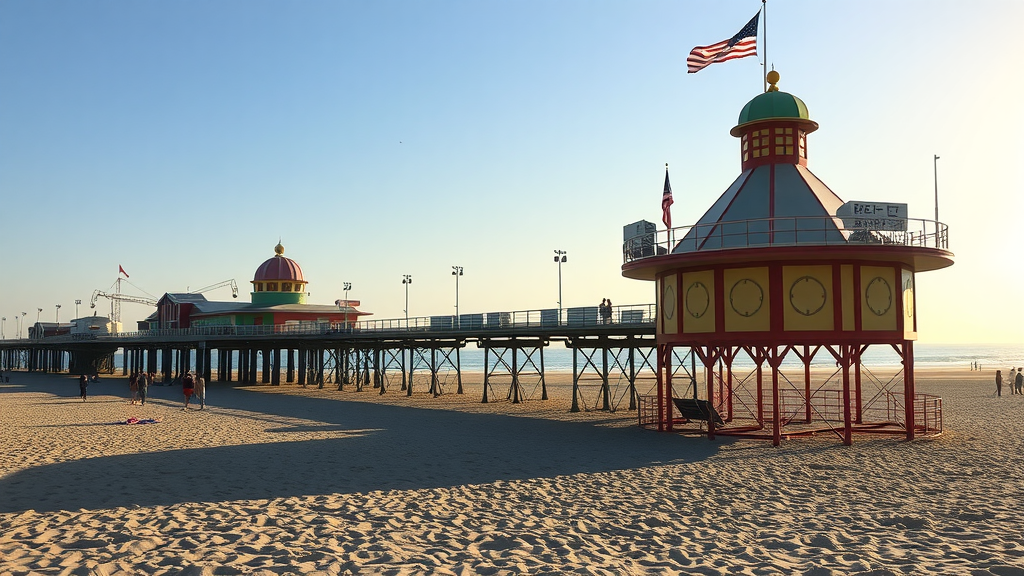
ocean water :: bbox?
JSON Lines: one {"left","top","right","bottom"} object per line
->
{"left": 114, "top": 342, "right": 1024, "bottom": 374}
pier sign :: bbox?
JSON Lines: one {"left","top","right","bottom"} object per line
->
{"left": 836, "top": 201, "right": 908, "bottom": 231}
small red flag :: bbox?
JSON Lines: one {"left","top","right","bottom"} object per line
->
{"left": 119, "top": 265, "right": 129, "bottom": 278}
{"left": 662, "top": 167, "right": 674, "bottom": 229}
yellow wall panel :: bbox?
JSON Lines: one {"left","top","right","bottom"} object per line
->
{"left": 681, "top": 270, "right": 716, "bottom": 333}
{"left": 861, "top": 266, "right": 897, "bottom": 331}
{"left": 724, "top": 267, "right": 770, "bottom": 332}
{"left": 783, "top": 265, "right": 834, "bottom": 331}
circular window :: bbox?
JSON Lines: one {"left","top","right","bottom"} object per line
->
{"left": 729, "top": 278, "right": 764, "bottom": 318}
{"left": 685, "top": 281, "right": 710, "bottom": 318}
{"left": 662, "top": 282, "right": 676, "bottom": 321}
{"left": 789, "top": 276, "right": 827, "bottom": 316}
{"left": 865, "top": 277, "right": 892, "bottom": 316}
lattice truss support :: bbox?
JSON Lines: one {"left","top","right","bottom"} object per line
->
{"left": 565, "top": 335, "right": 664, "bottom": 413}
{"left": 402, "top": 340, "right": 465, "bottom": 397}
{"left": 650, "top": 340, "right": 938, "bottom": 446}
{"left": 478, "top": 338, "right": 548, "bottom": 404}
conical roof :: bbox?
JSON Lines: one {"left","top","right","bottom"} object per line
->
{"left": 673, "top": 164, "right": 846, "bottom": 253}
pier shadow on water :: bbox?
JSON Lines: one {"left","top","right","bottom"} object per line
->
{"left": 0, "top": 380, "right": 721, "bottom": 513}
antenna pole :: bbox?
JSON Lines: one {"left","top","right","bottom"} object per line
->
{"left": 762, "top": 0, "right": 768, "bottom": 92}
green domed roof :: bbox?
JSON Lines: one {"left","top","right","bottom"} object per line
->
{"left": 737, "top": 91, "right": 810, "bottom": 124}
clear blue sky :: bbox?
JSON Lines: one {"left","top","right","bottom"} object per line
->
{"left": 1, "top": 1, "right": 1020, "bottom": 343}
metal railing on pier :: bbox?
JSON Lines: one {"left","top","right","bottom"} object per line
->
{"left": 11, "top": 303, "right": 657, "bottom": 343}
{"left": 624, "top": 216, "right": 949, "bottom": 263}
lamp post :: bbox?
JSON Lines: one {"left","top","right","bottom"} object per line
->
{"left": 2, "top": 317, "right": 5, "bottom": 340}
{"left": 452, "top": 266, "right": 463, "bottom": 328}
{"left": 20, "top": 312, "right": 26, "bottom": 339}
{"left": 553, "top": 250, "right": 568, "bottom": 317}
{"left": 75, "top": 299, "right": 82, "bottom": 319}
{"left": 933, "top": 154, "right": 940, "bottom": 225}
{"left": 342, "top": 282, "right": 352, "bottom": 328}
{"left": 55, "top": 304, "right": 61, "bottom": 325}
{"left": 402, "top": 275, "right": 412, "bottom": 326}
{"left": 36, "top": 308, "right": 42, "bottom": 324}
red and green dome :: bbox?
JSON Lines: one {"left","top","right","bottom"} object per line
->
{"left": 254, "top": 243, "right": 305, "bottom": 283}
{"left": 251, "top": 243, "right": 308, "bottom": 305}
{"left": 731, "top": 72, "right": 818, "bottom": 137}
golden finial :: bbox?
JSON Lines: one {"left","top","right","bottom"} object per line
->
{"left": 766, "top": 70, "right": 780, "bottom": 92}
{"left": 274, "top": 241, "right": 285, "bottom": 256}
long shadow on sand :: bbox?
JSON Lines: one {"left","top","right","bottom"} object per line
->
{"left": 0, "top": 380, "right": 721, "bottom": 513}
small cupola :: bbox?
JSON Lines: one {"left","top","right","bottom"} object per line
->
{"left": 731, "top": 71, "right": 819, "bottom": 170}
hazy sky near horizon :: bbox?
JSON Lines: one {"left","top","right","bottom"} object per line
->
{"left": 1, "top": 1, "right": 1020, "bottom": 344}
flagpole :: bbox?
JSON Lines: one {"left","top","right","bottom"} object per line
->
{"left": 762, "top": 0, "right": 767, "bottom": 92}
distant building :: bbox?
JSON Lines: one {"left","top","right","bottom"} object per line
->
{"left": 140, "top": 243, "right": 369, "bottom": 330}
{"left": 71, "top": 315, "right": 120, "bottom": 336}
{"left": 30, "top": 322, "right": 73, "bottom": 339}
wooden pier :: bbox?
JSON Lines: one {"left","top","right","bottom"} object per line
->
{"left": 0, "top": 305, "right": 699, "bottom": 412}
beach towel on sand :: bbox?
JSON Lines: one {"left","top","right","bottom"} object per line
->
{"left": 123, "top": 417, "right": 161, "bottom": 425}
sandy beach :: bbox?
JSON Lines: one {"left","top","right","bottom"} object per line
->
{"left": 1, "top": 369, "right": 1023, "bottom": 575}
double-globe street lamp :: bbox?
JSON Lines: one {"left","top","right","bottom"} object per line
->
{"left": 342, "top": 282, "right": 352, "bottom": 328}
{"left": 402, "top": 275, "right": 412, "bottom": 326}
{"left": 452, "top": 266, "right": 463, "bottom": 328}
{"left": 554, "top": 250, "right": 568, "bottom": 318}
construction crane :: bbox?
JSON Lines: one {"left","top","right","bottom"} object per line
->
{"left": 90, "top": 290, "right": 158, "bottom": 323}
{"left": 189, "top": 279, "right": 239, "bottom": 298}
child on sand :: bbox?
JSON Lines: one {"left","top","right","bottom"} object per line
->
{"left": 182, "top": 371, "right": 195, "bottom": 410}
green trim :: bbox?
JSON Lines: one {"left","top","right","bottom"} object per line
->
{"left": 251, "top": 291, "right": 305, "bottom": 305}
{"left": 737, "top": 91, "right": 810, "bottom": 125}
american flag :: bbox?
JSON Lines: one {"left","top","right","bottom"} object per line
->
{"left": 662, "top": 167, "right": 674, "bottom": 229}
{"left": 687, "top": 12, "right": 760, "bottom": 74}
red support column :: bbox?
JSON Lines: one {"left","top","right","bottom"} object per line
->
{"left": 756, "top": 358, "right": 764, "bottom": 429}
{"left": 666, "top": 345, "right": 675, "bottom": 432}
{"left": 706, "top": 354, "right": 716, "bottom": 440}
{"left": 725, "top": 347, "right": 734, "bottom": 423}
{"left": 854, "top": 346, "right": 863, "bottom": 424}
{"left": 772, "top": 359, "right": 781, "bottom": 446}
{"left": 842, "top": 345, "right": 853, "bottom": 446}
{"left": 904, "top": 340, "right": 916, "bottom": 441}
{"left": 656, "top": 344, "right": 665, "bottom": 431}
{"left": 803, "top": 345, "right": 812, "bottom": 424}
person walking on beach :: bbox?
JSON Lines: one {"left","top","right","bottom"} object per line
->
{"left": 1016, "top": 368, "right": 1023, "bottom": 396}
{"left": 79, "top": 374, "right": 88, "bottom": 402}
{"left": 996, "top": 370, "right": 1003, "bottom": 397}
{"left": 182, "top": 371, "right": 195, "bottom": 410}
{"left": 1012, "top": 368, "right": 1018, "bottom": 395}
{"left": 195, "top": 372, "right": 206, "bottom": 410}
{"left": 128, "top": 372, "right": 139, "bottom": 405}
{"left": 138, "top": 371, "right": 149, "bottom": 405}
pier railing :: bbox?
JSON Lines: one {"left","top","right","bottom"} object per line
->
{"left": 624, "top": 216, "right": 949, "bottom": 262}
{"left": 16, "top": 303, "right": 657, "bottom": 342}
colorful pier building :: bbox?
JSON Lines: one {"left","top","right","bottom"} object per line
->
{"left": 142, "top": 243, "right": 368, "bottom": 330}
{"left": 622, "top": 72, "right": 953, "bottom": 445}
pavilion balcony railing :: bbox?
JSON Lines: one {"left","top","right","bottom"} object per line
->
{"left": 17, "top": 303, "right": 657, "bottom": 343}
{"left": 623, "top": 216, "right": 949, "bottom": 263}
